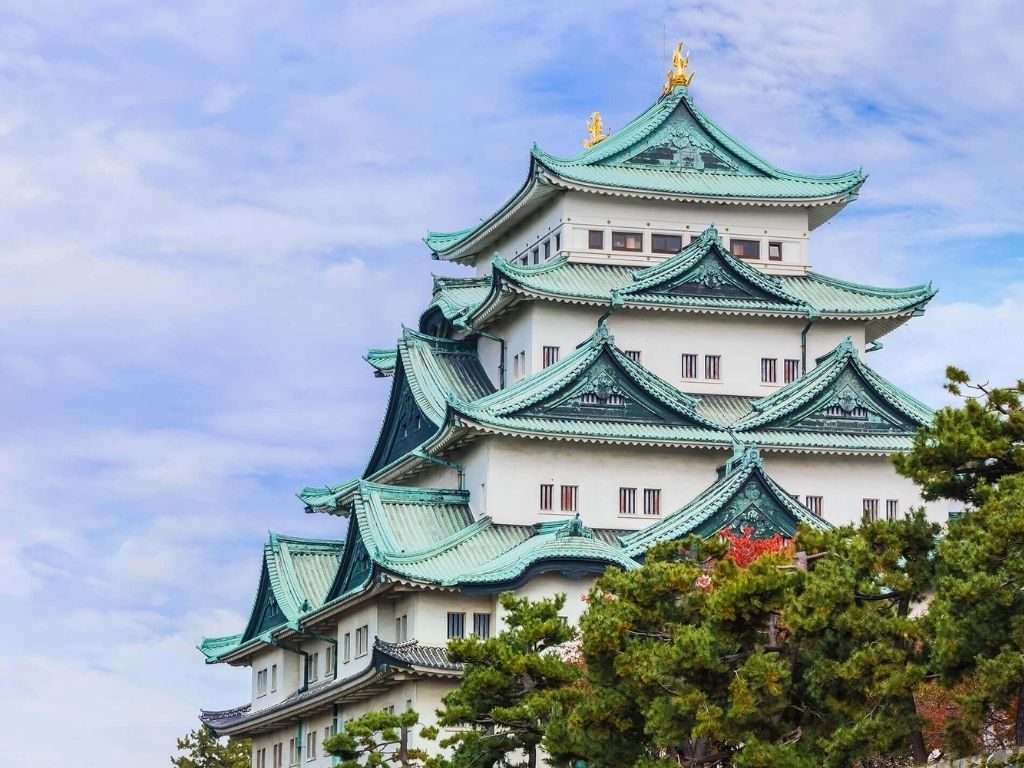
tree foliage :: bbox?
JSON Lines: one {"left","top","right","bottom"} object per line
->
{"left": 323, "top": 709, "right": 439, "bottom": 768}
{"left": 171, "top": 726, "right": 250, "bottom": 768}
{"left": 436, "top": 592, "right": 580, "bottom": 768}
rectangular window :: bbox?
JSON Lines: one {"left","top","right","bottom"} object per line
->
{"left": 256, "top": 748, "right": 265, "bottom": 768}
{"left": 805, "top": 496, "right": 823, "bottom": 516}
{"left": 307, "top": 652, "right": 318, "bottom": 682}
{"left": 643, "top": 488, "right": 661, "bottom": 516}
{"left": 542, "top": 346, "right": 560, "bottom": 368}
{"left": 863, "top": 498, "right": 880, "bottom": 523}
{"left": 681, "top": 353, "right": 698, "bottom": 379}
{"left": 447, "top": 612, "right": 466, "bottom": 639}
{"left": 768, "top": 241, "right": 783, "bottom": 261}
{"left": 395, "top": 614, "right": 408, "bottom": 642}
{"left": 730, "top": 239, "right": 760, "bottom": 259}
{"left": 342, "top": 632, "right": 351, "bottom": 662}
{"left": 624, "top": 350, "right": 641, "bottom": 363}
{"left": 256, "top": 668, "right": 268, "bottom": 696}
{"left": 619, "top": 487, "right": 637, "bottom": 515}
{"left": 355, "top": 625, "right": 369, "bottom": 657}
{"left": 271, "top": 664, "right": 277, "bottom": 692}
{"left": 324, "top": 647, "right": 335, "bottom": 676}
{"left": 274, "top": 743, "right": 283, "bottom": 768}
{"left": 544, "top": 240, "right": 551, "bottom": 260}
{"left": 588, "top": 229, "right": 604, "bottom": 249}
{"left": 886, "top": 499, "right": 899, "bottom": 521}
{"left": 651, "top": 233, "right": 683, "bottom": 253}
{"left": 473, "top": 613, "right": 491, "bottom": 639}
{"left": 612, "top": 231, "right": 643, "bottom": 252}
{"left": 690, "top": 234, "right": 701, "bottom": 243}
{"left": 704, "top": 355, "right": 721, "bottom": 380}
{"left": 540, "top": 484, "right": 553, "bottom": 510}
{"left": 307, "top": 729, "right": 317, "bottom": 761}
{"left": 784, "top": 359, "right": 801, "bottom": 384}
{"left": 761, "top": 358, "right": 778, "bottom": 383}
{"left": 289, "top": 739, "right": 296, "bottom": 766}
{"left": 560, "top": 485, "right": 578, "bottom": 512}
{"left": 555, "top": 233, "right": 561, "bottom": 251}
{"left": 531, "top": 247, "right": 539, "bottom": 265}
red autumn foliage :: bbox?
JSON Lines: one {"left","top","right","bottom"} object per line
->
{"left": 719, "top": 527, "right": 791, "bottom": 568}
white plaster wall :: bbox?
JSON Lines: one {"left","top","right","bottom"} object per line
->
{"left": 505, "top": 572, "right": 600, "bottom": 628}
{"left": 760, "top": 452, "right": 947, "bottom": 527}
{"left": 250, "top": 647, "right": 299, "bottom": 712}
{"left": 412, "top": 590, "right": 495, "bottom": 645}
{"left": 335, "top": 602, "right": 379, "bottom": 675}
{"left": 473, "top": 195, "right": 567, "bottom": 276}
{"left": 480, "top": 436, "right": 727, "bottom": 529}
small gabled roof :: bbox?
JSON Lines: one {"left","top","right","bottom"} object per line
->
{"left": 427, "top": 86, "right": 865, "bottom": 262}
{"left": 364, "top": 348, "right": 397, "bottom": 377}
{"left": 425, "top": 275, "right": 493, "bottom": 324}
{"left": 198, "top": 533, "right": 345, "bottom": 662}
{"left": 620, "top": 446, "right": 830, "bottom": 557}
{"left": 449, "top": 320, "right": 723, "bottom": 444}
{"left": 732, "top": 337, "right": 933, "bottom": 433}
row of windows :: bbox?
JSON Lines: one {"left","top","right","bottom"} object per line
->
{"left": 341, "top": 624, "right": 370, "bottom": 663}
{"left": 255, "top": 664, "right": 277, "bottom": 697}
{"left": 802, "top": 496, "right": 901, "bottom": 521}
{"left": 541, "top": 484, "right": 664, "bottom": 516}
{"left": 304, "top": 645, "right": 337, "bottom": 683}
{"left": 539, "top": 483, "right": 578, "bottom": 512}
{"left": 618, "top": 487, "right": 661, "bottom": 516}
{"left": 588, "top": 229, "right": 784, "bottom": 261}
{"left": 762, "top": 357, "right": 802, "bottom": 384}
{"left": 518, "top": 233, "right": 562, "bottom": 265}
{"left": 680, "top": 353, "right": 721, "bottom": 380}
{"left": 257, "top": 722, "right": 337, "bottom": 767}
{"left": 447, "top": 611, "right": 492, "bottom": 639}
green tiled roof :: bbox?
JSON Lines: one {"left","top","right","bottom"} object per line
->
{"left": 620, "top": 446, "right": 830, "bottom": 557}
{"left": 198, "top": 533, "right": 345, "bottom": 662}
{"left": 427, "top": 86, "right": 865, "bottom": 260}
{"left": 364, "top": 348, "right": 397, "bottom": 376}
{"left": 426, "top": 275, "right": 492, "bottom": 323}
{"left": 467, "top": 225, "right": 935, "bottom": 324}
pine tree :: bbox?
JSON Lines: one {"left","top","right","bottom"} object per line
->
{"left": 171, "top": 726, "right": 251, "bottom": 768}
{"left": 322, "top": 709, "right": 440, "bottom": 768}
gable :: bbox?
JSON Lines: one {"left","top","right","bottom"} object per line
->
{"left": 325, "top": 519, "right": 374, "bottom": 603}
{"left": 240, "top": 565, "right": 285, "bottom": 643}
{"left": 365, "top": 368, "right": 435, "bottom": 476}
{"left": 692, "top": 474, "right": 804, "bottom": 539}
{"left": 644, "top": 249, "right": 782, "bottom": 302}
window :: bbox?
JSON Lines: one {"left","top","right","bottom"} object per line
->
{"left": 681, "top": 353, "right": 698, "bottom": 379}
{"left": 447, "top": 612, "right": 466, "bottom": 638}
{"left": 542, "top": 346, "right": 559, "bottom": 368}
{"left": 704, "top": 355, "right": 721, "bottom": 380}
{"left": 761, "top": 358, "right": 778, "bottom": 383}
{"left": 588, "top": 229, "right": 604, "bottom": 249}
{"left": 863, "top": 498, "right": 880, "bottom": 523}
{"left": 271, "top": 664, "right": 277, "bottom": 692}
{"left": 555, "top": 233, "right": 561, "bottom": 251}
{"left": 307, "top": 652, "right": 318, "bottom": 682}
{"left": 539, "top": 483, "right": 553, "bottom": 510}
{"left": 886, "top": 499, "right": 899, "bottom": 521}
{"left": 784, "top": 359, "right": 801, "bottom": 384}
{"left": 473, "top": 613, "right": 491, "bottom": 639}
{"left": 612, "top": 231, "right": 643, "bottom": 251}
{"left": 581, "top": 392, "right": 623, "bottom": 406}
{"left": 730, "top": 239, "right": 760, "bottom": 259}
{"left": 624, "top": 350, "right": 641, "bottom": 363}
{"left": 289, "top": 738, "right": 296, "bottom": 766}
{"left": 324, "top": 646, "right": 335, "bottom": 676}
{"left": 383, "top": 705, "right": 395, "bottom": 715}
{"left": 558, "top": 616, "right": 569, "bottom": 626}
{"left": 805, "top": 496, "right": 823, "bottom": 516}
{"left": 643, "top": 488, "right": 661, "bottom": 516}
{"left": 531, "top": 247, "right": 539, "bottom": 265}
{"left": 513, "top": 350, "right": 527, "bottom": 379}
{"left": 307, "top": 728, "right": 317, "bottom": 761}
{"left": 560, "top": 485, "right": 578, "bottom": 512}
{"left": 256, "top": 667, "right": 268, "bottom": 697}
{"left": 273, "top": 743, "right": 283, "bottom": 768}
{"left": 355, "top": 625, "right": 369, "bottom": 657}
{"left": 690, "top": 234, "right": 701, "bottom": 243}
{"left": 619, "top": 487, "right": 637, "bottom": 515}
{"left": 768, "top": 241, "right": 783, "bottom": 261}
{"left": 651, "top": 233, "right": 683, "bottom": 253}
{"left": 395, "top": 614, "right": 408, "bottom": 642}
{"left": 256, "top": 747, "right": 266, "bottom": 768}
{"left": 342, "top": 632, "right": 351, "bottom": 662}
{"left": 544, "top": 240, "right": 551, "bottom": 260}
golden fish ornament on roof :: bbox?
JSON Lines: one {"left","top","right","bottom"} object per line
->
{"left": 663, "top": 40, "right": 695, "bottom": 94}
{"left": 583, "top": 111, "right": 609, "bottom": 149}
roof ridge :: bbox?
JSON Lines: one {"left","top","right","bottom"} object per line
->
{"left": 801, "top": 271, "right": 936, "bottom": 297}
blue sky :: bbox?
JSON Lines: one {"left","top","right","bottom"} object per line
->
{"left": 1, "top": 1, "right": 1022, "bottom": 764}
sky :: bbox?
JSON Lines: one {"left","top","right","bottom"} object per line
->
{"left": 1, "top": 1, "right": 1022, "bottom": 764}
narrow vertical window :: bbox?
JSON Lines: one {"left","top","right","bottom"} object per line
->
{"left": 544, "top": 239, "right": 551, "bottom": 260}
{"left": 307, "top": 729, "right": 317, "bottom": 760}
{"left": 325, "top": 646, "right": 335, "bottom": 676}
{"left": 619, "top": 487, "right": 637, "bottom": 515}
{"left": 704, "top": 355, "right": 721, "bottom": 380}
{"left": 768, "top": 242, "right": 783, "bottom": 261}
{"left": 289, "top": 739, "right": 296, "bottom": 766}
{"left": 643, "top": 488, "right": 661, "bottom": 516}
{"left": 761, "top": 358, "right": 778, "bottom": 383}
{"left": 447, "top": 612, "right": 466, "bottom": 638}
{"left": 555, "top": 233, "right": 561, "bottom": 251}
{"left": 307, "top": 652, "right": 318, "bottom": 682}
{"left": 271, "top": 664, "right": 277, "bottom": 692}
{"left": 886, "top": 499, "right": 899, "bottom": 521}
{"left": 531, "top": 247, "right": 539, "bottom": 265}
{"left": 539, "top": 484, "right": 553, "bottom": 511}
{"left": 863, "top": 498, "right": 879, "bottom": 523}
{"left": 624, "top": 350, "right": 641, "bottom": 363}
{"left": 473, "top": 613, "right": 491, "bottom": 639}
{"left": 560, "top": 485, "right": 578, "bottom": 512}
{"left": 784, "top": 359, "right": 801, "bottom": 383}
{"left": 542, "top": 346, "right": 560, "bottom": 368}
{"left": 343, "top": 632, "right": 351, "bottom": 662}
{"left": 681, "top": 353, "right": 698, "bottom": 379}
{"left": 804, "top": 496, "right": 823, "bottom": 516}
{"left": 588, "top": 230, "right": 604, "bottom": 249}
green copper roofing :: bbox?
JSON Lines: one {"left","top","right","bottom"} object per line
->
{"left": 731, "top": 337, "right": 933, "bottom": 433}
{"left": 364, "top": 348, "right": 397, "bottom": 376}
{"left": 467, "top": 225, "right": 935, "bottom": 324}
{"left": 427, "top": 86, "right": 865, "bottom": 259}
{"left": 450, "top": 319, "right": 724, "bottom": 443}
{"left": 298, "top": 478, "right": 359, "bottom": 515}
{"left": 199, "top": 533, "right": 345, "bottom": 662}
{"left": 620, "top": 446, "right": 830, "bottom": 557}
{"left": 426, "top": 275, "right": 492, "bottom": 323}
